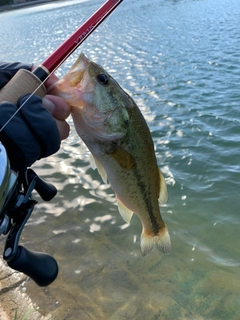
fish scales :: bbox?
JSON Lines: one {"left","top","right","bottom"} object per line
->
{"left": 49, "top": 53, "right": 171, "bottom": 256}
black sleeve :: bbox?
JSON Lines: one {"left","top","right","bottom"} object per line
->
{"left": 0, "top": 62, "right": 32, "bottom": 89}
{"left": 0, "top": 95, "right": 60, "bottom": 172}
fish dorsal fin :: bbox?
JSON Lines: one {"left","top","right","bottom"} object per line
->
{"left": 89, "top": 154, "right": 108, "bottom": 184}
{"left": 158, "top": 168, "right": 168, "bottom": 205}
{"left": 116, "top": 197, "right": 134, "bottom": 224}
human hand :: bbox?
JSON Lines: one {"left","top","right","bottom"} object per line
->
{"left": 0, "top": 63, "right": 71, "bottom": 171}
{"left": 0, "top": 63, "right": 70, "bottom": 141}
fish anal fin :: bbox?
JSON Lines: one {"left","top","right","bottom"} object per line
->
{"left": 116, "top": 197, "right": 134, "bottom": 224}
{"left": 140, "top": 226, "right": 171, "bottom": 257}
{"left": 89, "top": 154, "right": 108, "bottom": 184}
{"left": 158, "top": 168, "right": 168, "bottom": 205}
{"left": 110, "top": 147, "right": 136, "bottom": 170}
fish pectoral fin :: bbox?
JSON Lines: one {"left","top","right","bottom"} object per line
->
{"left": 110, "top": 147, "right": 136, "bottom": 170}
{"left": 140, "top": 226, "right": 171, "bottom": 257}
{"left": 158, "top": 168, "right": 168, "bottom": 205}
{"left": 116, "top": 197, "right": 134, "bottom": 224}
{"left": 89, "top": 154, "right": 108, "bottom": 184}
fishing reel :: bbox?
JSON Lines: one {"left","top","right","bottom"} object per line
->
{"left": 0, "top": 142, "right": 58, "bottom": 286}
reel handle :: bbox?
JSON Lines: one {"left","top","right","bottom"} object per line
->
{"left": 27, "top": 169, "right": 57, "bottom": 201}
{"left": 6, "top": 245, "right": 58, "bottom": 287}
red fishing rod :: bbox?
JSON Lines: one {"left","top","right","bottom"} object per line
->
{"left": 0, "top": 0, "right": 124, "bottom": 104}
{"left": 34, "top": 0, "right": 124, "bottom": 81}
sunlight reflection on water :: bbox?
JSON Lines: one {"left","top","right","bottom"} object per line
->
{"left": 1, "top": 0, "right": 240, "bottom": 318}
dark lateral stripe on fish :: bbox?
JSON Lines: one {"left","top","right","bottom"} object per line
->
{"left": 135, "top": 171, "right": 161, "bottom": 235}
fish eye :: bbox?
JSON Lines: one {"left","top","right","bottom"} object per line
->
{"left": 97, "top": 73, "right": 109, "bottom": 85}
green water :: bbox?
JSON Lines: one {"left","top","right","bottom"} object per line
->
{"left": 1, "top": 0, "right": 240, "bottom": 319}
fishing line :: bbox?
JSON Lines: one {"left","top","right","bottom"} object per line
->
{"left": 0, "top": 31, "right": 86, "bottom": 133}
{"left": 0, "top": 54, "right": 70, "bottom": 133}
{"left": 0, "top": 0, "right": 123, "bottom": 132}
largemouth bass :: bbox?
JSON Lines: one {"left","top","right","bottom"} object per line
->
{"left": 50, "top": 53, "right": 171, "bottom": 256}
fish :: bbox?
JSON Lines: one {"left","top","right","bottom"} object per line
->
{"left": 49, "top": 53, "right": 171, "bottom": 256}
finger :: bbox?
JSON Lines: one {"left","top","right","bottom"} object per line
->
{"left": 42, "top": 95, "right": 70, "bottom": 120}
{"left": 55, "top": 119, "right": 70, "bottom": 141}
{"left": 45, "top": 73, "right": 59, "bottom": 88}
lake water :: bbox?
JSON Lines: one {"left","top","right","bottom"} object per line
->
{"left": 0, "top": 0, "right": 240, "bottom": 319}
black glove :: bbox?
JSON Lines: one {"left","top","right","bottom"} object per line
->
{"left": 0, "top": 62, "right": 32, "bottom": 89}
{"left": 0, "top": 94, "right": 60, "bottom": 172}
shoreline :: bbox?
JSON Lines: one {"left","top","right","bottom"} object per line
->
{"left": 0, "top": 258, "right": 52, "bottom": 320}
{"left": 0, "top": 0, "right": 63, "bottom": 12}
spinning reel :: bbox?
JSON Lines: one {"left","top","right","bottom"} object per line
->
{"left": 0, "top": 142, "right": 58, "bottom": 286}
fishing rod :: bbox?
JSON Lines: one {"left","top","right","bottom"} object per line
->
{"left": 35, "top": 0, "right": 124, "bottom": 80}
{"left": 0, "top": 0, "right": 124, "bottom": 286}
{"left": 0, "top": 0, "right": 124, "bottom": 105}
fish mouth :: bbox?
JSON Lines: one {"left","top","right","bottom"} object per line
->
{"left": 68, "top": 53, "right": 90, "bottom": 86}
{"left": 76, "top": 53, "right": 90, "bottom": 73}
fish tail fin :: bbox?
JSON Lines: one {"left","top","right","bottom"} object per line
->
{"left": 140, "top": 226, "right": 171, "bottom": 257}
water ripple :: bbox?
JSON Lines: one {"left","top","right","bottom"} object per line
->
{"left": 1, "top": 0, "right": 240, "bottom": 318}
